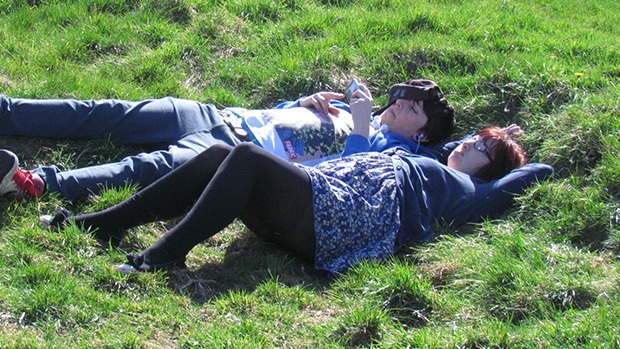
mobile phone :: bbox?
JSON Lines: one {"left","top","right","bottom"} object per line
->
{"left": 345, "top": 78, "right": 361, "bottom": 101}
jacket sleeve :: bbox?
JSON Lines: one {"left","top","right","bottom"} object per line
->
{"left": 273, "top": 100, "right": 299, "bottom": 109}
{"left": 341, "top": 134, "right": 371, "bottom": 157}
{"left": 273, "top": 98, "right": 351, "bottom": 112}
{"left": 481, "top": 163, "right": 555, "bottom": 216}
{"left": 493, "top": 163, "right": 554, "bottom": 193}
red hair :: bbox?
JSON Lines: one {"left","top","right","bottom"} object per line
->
{"left": 474, "top": 127, "right": 527, "bottom": 181}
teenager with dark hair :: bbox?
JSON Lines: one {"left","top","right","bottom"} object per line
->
{"left": 0, "top": 79, "right": 455, "bottom": 200}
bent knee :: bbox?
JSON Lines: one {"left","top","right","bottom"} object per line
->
{"left": 199, "top": 144, "right": 233, "bottom": 160}
{"left": 228, "top": 143, "right": 266, "bottom": 163}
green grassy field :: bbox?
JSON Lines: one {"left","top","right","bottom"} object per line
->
{"left": 1, "top": 0, "right": 619, "bottom": 347}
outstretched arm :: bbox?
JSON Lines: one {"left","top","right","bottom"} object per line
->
{"left": 479, "top": 162, "right": 554, "bottom": 218}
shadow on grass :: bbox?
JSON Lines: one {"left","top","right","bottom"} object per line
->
{"left": 165, "top": 233, "right": 332, "bottom": 304}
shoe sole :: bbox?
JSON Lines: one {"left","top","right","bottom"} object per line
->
{"left": 39, "top": 215, "right": 54, "bottom": 228}
{"left": 116, "top": 263, "right": 140, "bottom": 274}
{"left": 0, "top": 150, "right": 19, "bottom": 195}
{"left": 116, "top": 260, "right": 188, "bottom": 274}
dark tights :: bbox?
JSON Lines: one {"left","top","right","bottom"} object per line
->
{"left": 70, "top": 143, "right": 316, "bottom": 264}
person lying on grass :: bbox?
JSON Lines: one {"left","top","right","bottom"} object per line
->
{"left": 42, "top": 84, "right": 554, "bottom": 276}
{"left": 0, "top": 79, "right": 454, "bottom": 201}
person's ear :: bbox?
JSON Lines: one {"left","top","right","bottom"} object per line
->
{"left": 414, "top": 131, "right": 427, "bottom": 142}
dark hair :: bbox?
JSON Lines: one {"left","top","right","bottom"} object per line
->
{"left": 474, "top": 127, "right": 527, "bottom": 181}
{"left": 420, "top": 96, "right": 456, "bottom": 145}
{"left": 373, "top": 79, "right": 456, "bottom": 145}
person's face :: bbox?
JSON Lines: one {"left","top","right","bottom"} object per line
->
{"left": 379, "top": 99, "right": 428, "bottom": 140}
{"left": 447, "top": 135, "right": 494, "bottom": 176}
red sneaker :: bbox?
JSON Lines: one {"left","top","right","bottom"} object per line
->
{"left": 0, "top": 150, "right": 45, "bottom": 198}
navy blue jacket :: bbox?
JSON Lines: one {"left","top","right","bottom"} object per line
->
{"left": 388, "top": 148, "right": 554, "bottom": 246}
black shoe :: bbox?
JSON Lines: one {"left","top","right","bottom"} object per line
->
{"left": 39, "top": 208, "right": 72, "bottom": 228}
{"left": 41, "top": 209, "right": 127, "bottom": 249}
{"left": 116, "top": 252, "right": 187, "bottom": 274}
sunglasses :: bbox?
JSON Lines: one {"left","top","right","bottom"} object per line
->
{"left": 472, "top": 136, "right": 493, "bottom": 162}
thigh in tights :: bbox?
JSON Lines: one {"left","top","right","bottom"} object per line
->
{"left": 130, "top": 143, "right": 317, "bottom": 265}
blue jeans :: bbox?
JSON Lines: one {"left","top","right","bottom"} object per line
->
{"left": 0, "top": 96, "right": 241, "bottom": 200}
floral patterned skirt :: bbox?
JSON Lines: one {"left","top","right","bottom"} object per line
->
{"left": 300, "top": 153, "right": 401, "bottom": 274}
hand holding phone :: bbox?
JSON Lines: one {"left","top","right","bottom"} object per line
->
{"left": 345, "top": 78, "right": 361, "bottom": 101}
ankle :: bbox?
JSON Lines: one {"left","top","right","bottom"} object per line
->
{"left": 120, "top": 252, "right": 187, "bottom": 273}
{"left": 141, "top": 245, "right": 185, "bottom": 267}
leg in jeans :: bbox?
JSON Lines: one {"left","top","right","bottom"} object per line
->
{"left": 70, "top": 143, "right": 316, "bottom": 266}
{"left": 0, "top": 96, "right": 213, "bottom": 143}
{"left": 0, "top": 95, "right": 241, "bottom": 200}
{"left": 34, "top": 127, "right": 240, "bottom": 200}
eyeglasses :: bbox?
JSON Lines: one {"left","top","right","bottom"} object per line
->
{"left": 472, "top": 137, "right": 493, "bottom": 162}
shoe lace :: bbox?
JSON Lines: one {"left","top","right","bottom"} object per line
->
{"left": 12, "top": 169, "right": 44, "bottom": 198}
